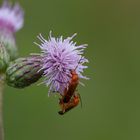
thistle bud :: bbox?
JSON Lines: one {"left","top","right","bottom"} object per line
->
{"left": 0, "top": 0, "right": 24, "bottom": 60}
{"left": 0, "top": 42, "right": 10, "bottom": 73}
{"left": 6, "top": 55, "right": 43, "bottom": 88}
{"left": 0, "top": 32, "right": 18, "bottom": 60}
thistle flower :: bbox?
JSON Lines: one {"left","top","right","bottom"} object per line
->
{"left": 0, "top": 0, "right": 24, "bottom": 60}
{"left": 35, "top": 32, "right": 88, "bottom": 95}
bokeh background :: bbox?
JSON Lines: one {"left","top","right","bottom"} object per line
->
{"left": 1, "top": 0, "right": 140, "bottom": 140}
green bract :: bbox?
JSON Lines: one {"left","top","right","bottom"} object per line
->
{"left": 6, "top": 56, "right": 43, "bottom": 88}
{"left": 0, "top": 43, "right": 10, "bottom": 73}
{"left": 0, "top": 31, "right": 18, "bottom": 60}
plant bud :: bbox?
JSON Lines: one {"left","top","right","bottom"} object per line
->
{"left": 0, "top": 31, "right": 18, "bottom": 60}
{"left": 6, "top": 55, "right": 43, "bottom": 88}
{"left": 0, "top": 42, "right": 10, "bottom": 73}
{"left": 0, "top": 0, "right": 24, "bottom": 60}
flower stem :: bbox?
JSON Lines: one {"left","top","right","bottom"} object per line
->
{"left": 0, "top": 74, "right": 5, "bottom": 140}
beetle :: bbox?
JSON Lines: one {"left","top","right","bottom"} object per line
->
{"left": 60, "top": 57, "right": 83, "bottom": 103}
{"left": 61, "top": 69, "right": 79, "bottom": 103}
{"left": 58, "top": 93, "right": 80, "bottom": 115}
{"left": 58, "top": 57, "right": 83, "bottom": 115}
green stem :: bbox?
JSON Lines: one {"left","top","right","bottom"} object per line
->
{"left": 0, "top": 74, "right": 5, "bottom": 140}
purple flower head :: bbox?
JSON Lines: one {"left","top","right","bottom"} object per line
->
{"left": 0, "top": 0, "right": 24, "bottom": 33}
{"left": 35, "top": 32, "right": 88, "bottom": 95}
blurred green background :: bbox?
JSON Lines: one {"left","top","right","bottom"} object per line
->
{"left": 1, "top": 0, "right": 140, "bottom": 140}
